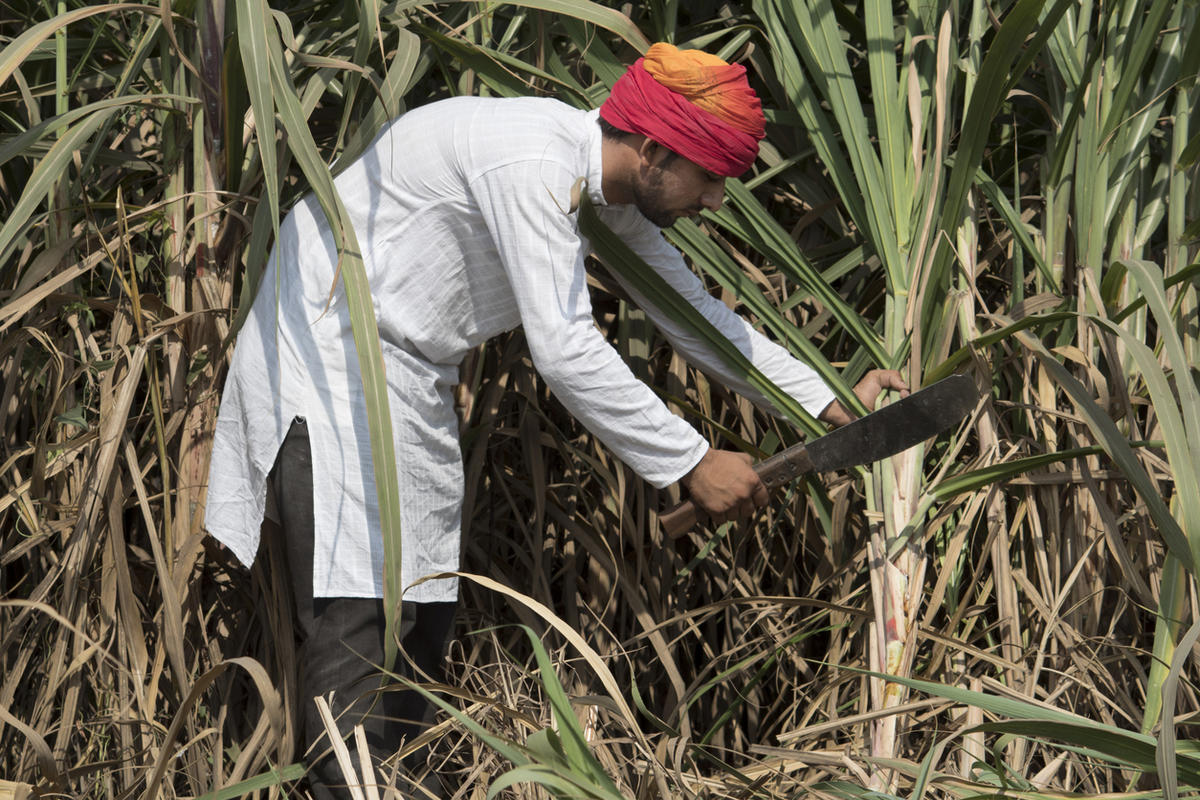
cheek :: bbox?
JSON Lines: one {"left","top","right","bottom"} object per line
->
{"left": 661, "top": 172, "right": 697, "bottom": 203}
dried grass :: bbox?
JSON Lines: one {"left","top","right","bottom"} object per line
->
{"left": 2, "top": 1, "right": 1198, "bottom": 798}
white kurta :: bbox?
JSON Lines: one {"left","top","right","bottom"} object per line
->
{"left": 204, "top": 97, "right": 836, "bottom": 603}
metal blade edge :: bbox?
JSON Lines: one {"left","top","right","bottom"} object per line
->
{"left": 805, "top": 374, "right": 979, "bottom": 473}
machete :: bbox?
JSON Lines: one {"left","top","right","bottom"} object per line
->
{"left": 660, "top": 374, "right": 980, "bottom": 537}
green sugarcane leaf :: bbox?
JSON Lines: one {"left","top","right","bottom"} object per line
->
{"left": 838, "top": 664, "right": 1132, "bottom": 728}
{"left": 335, "top": 0, "right": 383, "bottom": 152}
{"left": 558, "top": 15, "right": 625, "bottom": 87}
{"left": 752, "top": 0, "right": 871, "bottom": 240}
{"left": 1096, "top": 262, "right": 1200, "bottom": 569}
{"left": 1098, "top": 7, "right": 1187, "bottom": 240}
{"left": 389, "top": 674, "right": 532, "bottom": 767}
{"left": 1099, "top": 0, "right": 1175, "bottom": 144}
{"left": 1159, "top": 616, "right": 1200, "bottom": 795}
{"left": 926, "top": 310, "right": 1074, "bottom": 382}
{"left": 1144, "top": 554, "right": 1188, "bottom": 734}
{"left": 236, "top": 0, "right": 279, "bottom": 229}
{"left": 525, "top": 728, "right": 568, "bottom": 765}
{"left": 975, "top": 166, "right": 1059, "bottom": 294}
{"left": 0, "top": 93, "right": 191, "bottom": 169}
{"left": 487, "top": 765, "right": 604, "bottom": 800}
{"left": 1117, "top": 260, "right": 1200, "bottom": 460}
{"left": 1013, "top": 327, "right": 1192, "bottom": 572}
{"left": 196, "top": 764, "right": 307, "bottom": 800}
{"left": 864, "top": 0, "right": 910, "bottom": 251}
{"left": 667, "top": 221, "right": 845, "bottom": 405}
{"left": 1180, "top": 130, "right": 1200, "bottom": 170}
{"left": 263, "top": 8, "right": 405, "bottom": 670}
{"left": 516, "top": 627, "right": 627, "bottom": 794}
{"left": 418, "top": 25, "right": 579, "bottom": 99}
{"left": 332, "top": 26, "right": 421, "bottom": 173}
{"left": 447, "top": 0, "right": 651, "bottom": 52}
{"left": 0, "top": 106, "right": 123, "bottom": 266}
{"left": 0, "top": 4, "right": 154, "bottom": 91}
{"left": 577, "top": 186, "right": 814, "bottom": 428}
{"left": 543, "top": 37, "right": 604, "bottom": 109}
{"left": 54, "top": 406, "right": 88, "bottom": 431}
{"left": 774, "top": 0, "right": 903, "bottom": 277}
{"left": 973, "top": 719, "right": 1200, "bottom": 787}
{"left": 932, "top": 0, "right": 1073, "bottom": 307}
{"left": 975, "top": 722, "right": 1154, "bottom": 771}
{"left": 707, "top": 178, "right": 890, "bottom": 369}
{"left": 929, "top": 444, "right": 1160, "bottom": 501}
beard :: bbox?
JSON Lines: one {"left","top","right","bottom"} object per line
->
{"left": 632, "top": 169, "right": 689, "bottom": 228}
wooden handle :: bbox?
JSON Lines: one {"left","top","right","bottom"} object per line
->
{"left": 659, "top": 500, "right": 700, "bottom": 538}
{"left": 660, "top": 444, "right": 812, "bottom": 537}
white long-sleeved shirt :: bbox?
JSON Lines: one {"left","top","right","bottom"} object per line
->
{"left": 204, "top": 97, "right": 836, "bottom": 602}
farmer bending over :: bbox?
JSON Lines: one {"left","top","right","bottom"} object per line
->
{"left": 204, "top": 42, "right": 906, "bottom": 799}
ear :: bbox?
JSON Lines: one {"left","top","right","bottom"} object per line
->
{"left": 637, "top": 136, "right": 668, "bottom": 168}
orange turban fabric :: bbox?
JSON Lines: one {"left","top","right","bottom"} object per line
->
{"left": 600, "top": 43, "right": 765, "bottom": 177}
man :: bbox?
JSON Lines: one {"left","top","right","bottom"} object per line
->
{"left": 205, "top": 43, "right": 906, "bottom": 797}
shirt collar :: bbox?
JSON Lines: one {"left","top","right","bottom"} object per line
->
{"left": 584, "top": 108, "right": 607, "bottom": 207}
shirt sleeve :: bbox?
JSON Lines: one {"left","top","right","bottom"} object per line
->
{"left": 600, "top": 207, "right": 837, "bottom": 419}
{"left": 469, "top": 161, "right": 708, "bottom": 488}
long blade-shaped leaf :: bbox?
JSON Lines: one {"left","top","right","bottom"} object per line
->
{"left": 449, "top": 0, "right": 651, "bottom": 51}
{"left": 236, "top": 0, "right": 279, "bottom": 229}
{"left": 705, "top": 179, "right": 890, "bottom": 367}
{"left": 0, "top": 4, "right": 153, "bottom": 91}
{"left": 930, "top": 0, "right": 1073, "bottom": 320}
{"left": 262, "top": 3, "right": 405, "bottom": 669}
{"left": 1013, "top": 326, "right": 1192, "bottom": 571}
{"left": 772, "top": 0, "right": 902, "bottom": 276}
{"left": 0, "top": 106, "right": 126, "bottom": 265}
{"left": 519, "top": 626, "right": 626, "bottom": 799}
{"left": 668, "top": 220, "right": 847, "bottom": 397}
{"left": 864, "top": 0, "right": 909, "bottom": 251}
{"left": 751, "top": 0, "right": 871, "bottom": 239}
{"left": 577, "top": 185, "right": 815, "bottom": 428}
{"left": 1099, "top": 0, "right": 1175, "bottom": 143}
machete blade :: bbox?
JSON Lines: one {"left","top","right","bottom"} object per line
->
{"left": 807, "top": 374, "right": 979, "bottom": 473}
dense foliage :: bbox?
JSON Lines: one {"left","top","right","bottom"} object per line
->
{"left": 1, "top": 1, "right": 1197, "bottom": 797}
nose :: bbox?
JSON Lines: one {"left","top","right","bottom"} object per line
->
{"left": 701, "top": 180, "right": 726, "bottom": 211}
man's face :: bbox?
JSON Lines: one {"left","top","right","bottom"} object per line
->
{"left": 632, "top": 147, "right": 728, "bottom": 228}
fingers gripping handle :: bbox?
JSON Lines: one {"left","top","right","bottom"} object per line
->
{"left": 659, "top": 445, "right": 814, "bottom": 538}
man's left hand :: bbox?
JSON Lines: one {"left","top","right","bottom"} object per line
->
{"left": 818, "top": 369, "right": 910, "bottom": 427}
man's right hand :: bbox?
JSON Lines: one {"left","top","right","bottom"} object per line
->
{"left": 680, "top": 448, "right": 768, "bottom": 526}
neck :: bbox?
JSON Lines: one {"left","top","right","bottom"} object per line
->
{"left": 600, "top": 135, "right": 640, "bottom": 206}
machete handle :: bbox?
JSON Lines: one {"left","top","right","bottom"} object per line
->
{"left": 660, "top": 500, "right": 701, "bottom": 538}
{"left": 660, "top": 445, "right": 815, "bottom": 538}
{"left": 659, "top": 376, "right": 981, "bottom": 538}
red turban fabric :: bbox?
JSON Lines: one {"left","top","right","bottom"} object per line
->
{"left": 600, "top": 43, "right": 765, "bottom": 177}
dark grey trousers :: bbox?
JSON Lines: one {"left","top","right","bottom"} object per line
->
{"left": 268, "top": 417, "right": 456, "bottom": 799}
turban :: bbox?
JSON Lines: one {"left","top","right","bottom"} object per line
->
{"left": 600, "top": 43, "right": 765, "bottom": 177}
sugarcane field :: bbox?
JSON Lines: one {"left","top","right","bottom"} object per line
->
{"left": 2, "top": 1, "right": 1199, "bottom": 798}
